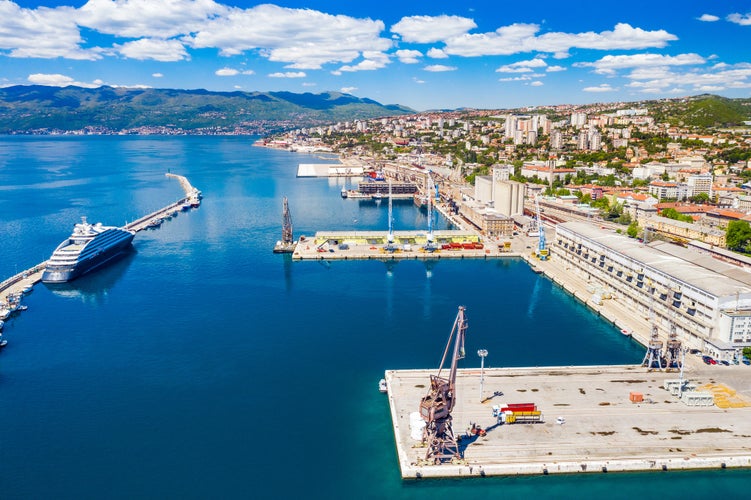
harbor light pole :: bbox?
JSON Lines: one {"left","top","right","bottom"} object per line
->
{"left": 478, "top": 349, "right": 488, "bottom": 402}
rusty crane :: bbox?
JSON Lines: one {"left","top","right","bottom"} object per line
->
{"left": 418, "top": 305, "right": 468, "bottom": 464}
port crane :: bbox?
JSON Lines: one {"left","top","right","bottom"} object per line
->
{"left": 423, "top": 172, "right": 437, "bottom": 252}
{"left": 419, "top": 306, "right": 468, "bottom": 464}
{"left": 385, "top": 181, "right": 397, "bottom": 252}
{"left": 273, "top": 197, "right": 296, "bottom": 253}
{"left": 534, "top": 195, "right": 548, "bottom": 260}
{"left": 642, "top": 284, "right": 664, "bottom": 370}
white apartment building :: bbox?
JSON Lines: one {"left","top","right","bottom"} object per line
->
{"left": 687, "top": 173, "right": 713, "bottom": 197}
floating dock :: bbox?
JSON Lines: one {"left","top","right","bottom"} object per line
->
{"left": 386, "top": 364, "right": 751, "bottom": 479}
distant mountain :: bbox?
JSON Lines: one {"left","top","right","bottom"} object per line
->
{"left": 0, "top": 85, "right": 414, "bottom": 134}
{"left": 647, "top": 94, "right": 751, "bottom": 128}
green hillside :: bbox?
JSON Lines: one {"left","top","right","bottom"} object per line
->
{"left": 648, "top": 95, "right": 751, "bottom": 128}
{"left": 0, "top": 85, "right": 414, "bottom": 134}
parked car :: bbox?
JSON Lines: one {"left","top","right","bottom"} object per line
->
{"left": 742, "top": 358, "right": 750, "bottom": 366}
{"left": 720, "top": 360, "right": 730, "bottom": 366}
{"left": 702, "top": 355, "right": 713, "bottom": 365}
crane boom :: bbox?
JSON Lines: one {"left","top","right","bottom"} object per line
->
{"left": 418, "top": 306, "right": 468, "bottom": 464}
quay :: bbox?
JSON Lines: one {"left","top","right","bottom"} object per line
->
{"left": 0, "top": 173, "right": 200, "bottom": 318}
{"left": 386, "top": 364, "right": 751, "bottom": 479}
{"left": 292, "top": 230, "right": 517, "bottom": 260}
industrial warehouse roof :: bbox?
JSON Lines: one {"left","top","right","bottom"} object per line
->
{"left": 556, "top": 222, "right": 751, "bottom": 297}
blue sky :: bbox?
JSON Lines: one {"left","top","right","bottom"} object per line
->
{"left": 3, "top": 1, "right": 751, "bottom": 110}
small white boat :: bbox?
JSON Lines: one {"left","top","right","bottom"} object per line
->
{"left": 22, "top": 284, "right": 33, "bottom": 294}
{"left": 379, "top": 378, "right": 387, "bottom": 393}
{"left": 620, "top": 328, "right": 632, "bottom": 337}
{"left": 0, "top": 308, "right": 10, "bottom": 320}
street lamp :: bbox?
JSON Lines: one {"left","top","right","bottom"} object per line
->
{"left": 478, "top": 349, "right": 488, "bottom": 402}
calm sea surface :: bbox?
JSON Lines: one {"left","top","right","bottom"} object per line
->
{"left": 0, "top": 136, "right": 747, "bottom": 499}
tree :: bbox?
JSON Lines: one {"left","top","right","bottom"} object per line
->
{"left": 690, "top": 192, "right": 710, "bottom": 204}
{"left": 627, "top": 220, "right": 640, "bottom": 238}
{"left": 744, "top": 346, "right": 751, "bottom": 360}
{"left": 726, "top": 220, "right": 751, "bottom": 252}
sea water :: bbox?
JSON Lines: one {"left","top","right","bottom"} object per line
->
{"left": 0, "top": 136, "right": 748, "bottom": 499}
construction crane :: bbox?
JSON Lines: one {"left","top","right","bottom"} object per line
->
{"left": 419, "top": 306, "right": 468, "bottom": 464}
{"left": 273, "top": 196, "right": 296, "bottom": 253}
{"left": 534, "top": 195, "right": 548, "bottom": 260}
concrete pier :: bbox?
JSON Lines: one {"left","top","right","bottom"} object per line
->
{"left": 386, "top": 364, "right": 751, "bottom": 479}
{"left": 292, "top": 230, "right": 517, "bottom": 260}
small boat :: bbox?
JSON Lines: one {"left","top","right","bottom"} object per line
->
{"left": 17, "top": 305, "right": 28, "bottom": 312}
{"left": 620, "top": 328, "right": 632, "bottom": 337}
{"left": 379, "top": 378, "right": 387, "bottom": 393}
{"left": 0, "top": 308, "right": 10, "bottom": 320}
{"left": 341, "top": 187, "right": 348, "bottom": 198}
{"left": 0, "top": 319, "right": 4, "bottom": 330}
{"left": 0, "top": 336, "right": 7, "bottom": 349}
{"left": 22, "top": 284, "right": 33, "bottom": 294}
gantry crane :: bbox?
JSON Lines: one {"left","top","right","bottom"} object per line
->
{"left": 418, "top": 306, "right": 468, "bottom": 464}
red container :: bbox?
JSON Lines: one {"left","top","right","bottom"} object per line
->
{"left": 504, "top": 403, "right": 537, "bottom": 412}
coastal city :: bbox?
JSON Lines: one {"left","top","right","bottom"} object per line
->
{"left": 5, "top": 0, "right": 751, "bottom": 496}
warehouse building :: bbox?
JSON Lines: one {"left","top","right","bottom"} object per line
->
{"left": 554, "top": 222, "right": 751, "bottom": 361}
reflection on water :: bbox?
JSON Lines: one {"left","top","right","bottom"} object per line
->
{"left": 43, "top": 248, "right": 136, "bottom": 304}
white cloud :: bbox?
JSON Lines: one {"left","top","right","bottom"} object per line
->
{"left": 215, "top": 67, "right": 253, "bottom": 76}
{"left": 496, "top": 58, "right": 547, "bottom": 73}
{"left": 391, "top": 14, "right": 476, "bottom": 43}
{"left": 424, "top": 64, "right": 457, "bottom": 72}
{"left": 302, "top": 82, "right": 316, "bottom": 87}
{"left": 727, "top": 13, "right": 751, "bottom": 26}
{"left": 577, "top": 53, "right": 705, "bottom": 75}
{"left": 337, "top": 51, "right": 390, "bottom": 72}
{"left": 622, "top": 62, "right": 751, "bottom": 94}
{"left": 583, "top": 83, "right": 616, "bottom": 92}
{"left": 698, "top": 14, "right": 719, "bottom": 22}
{"left": 268, "top": 71, "right": 306, "bottom": 78}
{"left": 115, "top": 38, "right": 190, "bottom": 61}
{"left": 499, "top": 75, "right": 533, "bottom": 82}
{"left": 529, "top": 81, "right": 543, "bottom": 87}
{"left": 413, "top": 77, "right": 425, "bottom": 84}
{"left": 395, "top": 49, "right": 422, "bottom": 64}
{"left": 78, "top": 0, "right": 228, "bottom": 39}
{"left": 546, "top": 65, "right": 566, "bottom": 72}
{"left": 440, "top": 23, "right": 676, "bottom": 58}
{"left": 340, "top": 86, "right": 357, "bottom": 93}
{"left": 427, "top": 48, "right": 448, "bottom": 59}
{"left": 0, "top": 2, "right": 102, "bottom": 60}
{"left": 27, "top": 73, "right": 101, "bottom": 88}
{"left": 187, "top": 4, "right": 391, "bottom": 69}
{"left": 152, "top": 73, "right": 164, "bottom": 78}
